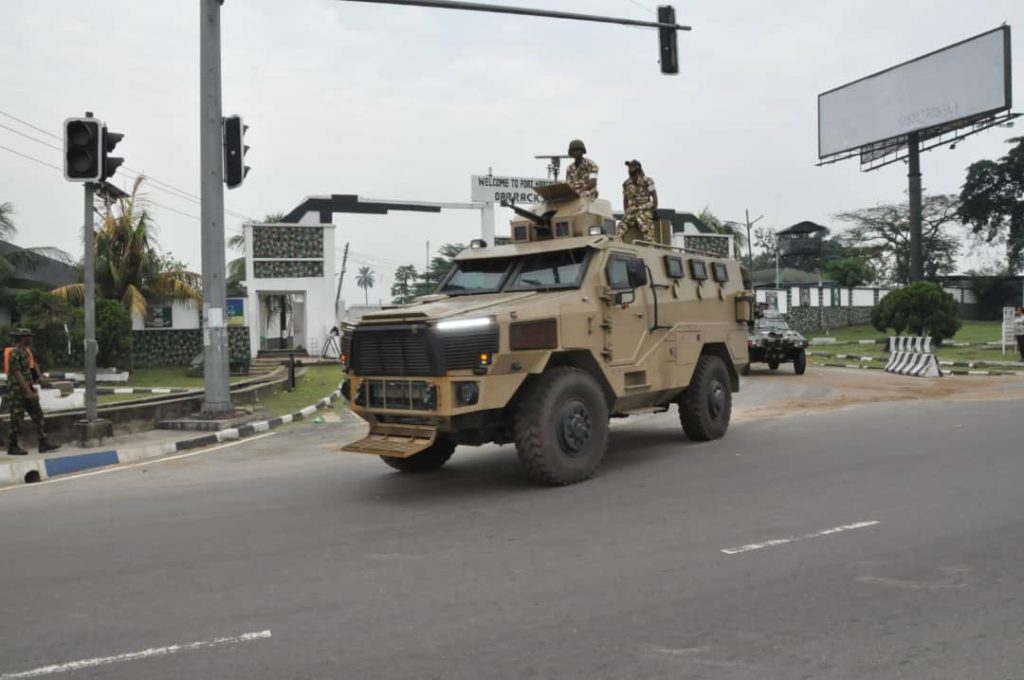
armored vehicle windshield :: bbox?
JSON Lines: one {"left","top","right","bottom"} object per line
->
{"left": 440, "top": 247, "right": 592, "bottom": 296}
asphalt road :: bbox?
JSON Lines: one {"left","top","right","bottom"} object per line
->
{"left": 1, "top": 390, "right": 1022, "bottom": 679}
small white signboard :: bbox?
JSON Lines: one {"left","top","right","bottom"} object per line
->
{"left": 1003, "top": 306, "right": 1016, "bottom": 356}
{"left": 471, "top": 175, "right": 552, "bottom": 205}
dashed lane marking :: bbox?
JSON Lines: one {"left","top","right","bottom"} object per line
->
{"left": 0, "top": 630, "right": 272, "bottom": 679}
{"left": 721, "top": 520, "right": 880, "bottom": 555}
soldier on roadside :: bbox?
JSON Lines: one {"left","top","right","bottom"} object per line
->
{"left": 619, "top": 159, "right": 659, "bottom": 243}
{"left": 565, "top": 139, "right": 599, "bottom": 200}
{"left": 6, "top": 328, "right": 60, "bottom": 456}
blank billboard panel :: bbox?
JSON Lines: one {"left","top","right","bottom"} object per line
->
{"left": 818, "top": 26, "right": 1011, "bottom": 158}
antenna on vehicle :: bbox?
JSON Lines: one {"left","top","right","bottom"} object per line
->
{"left": 534, "top": 154, "right": 572, "bottom": 182}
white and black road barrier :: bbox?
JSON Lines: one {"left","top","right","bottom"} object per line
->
{"left": 885, "top": 336, "right": 943, "bottom": 377}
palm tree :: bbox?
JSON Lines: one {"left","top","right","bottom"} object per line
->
{"left": 0, "top": 202, "right": 14, "bottom": 237}
{"left": 391, "top": 264, "right": 418, "bottom": 303}
{"left": 355, "top": 266, "right": 375, "bottom": 304}
{"left": 52, "top": 176, "right": 201, "bottom": 316}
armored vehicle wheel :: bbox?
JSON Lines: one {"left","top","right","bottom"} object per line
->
{"left": 740, "top": 362, "right": 751, "bottom": 376}
{"left": 678, "top": 355, "right": 731, "bottom": 441}
{"left": 793, "top": 349, "right": 807, "bottom": 375}
{"left": 513, "top": 367, "right": 609, "bottom": 486}
{"left": 768, "top": 359, "right": 780, "bottom": 370}
{"left": 380, "top": 438, "right": 456, "bottom": 473}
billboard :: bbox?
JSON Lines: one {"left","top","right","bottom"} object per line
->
{"left": 818, "top": 26, "right": 1011, "bottom": 158}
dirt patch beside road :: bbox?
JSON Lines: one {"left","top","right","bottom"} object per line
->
{"left": 734, "top": 367, "right": 1024, "bottom": 424}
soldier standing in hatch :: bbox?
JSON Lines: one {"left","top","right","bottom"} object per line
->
{"left": 565, "top": 139, "right": 599, "bottom": 200}
{"left": 6, "top": 329, "right": 60, "bottom": 456}
{"left": 619, "top": 159, "right": 658, "bottom": 243}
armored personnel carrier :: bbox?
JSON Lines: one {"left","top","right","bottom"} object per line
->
{"left": 340, "top": 182, "right": 753, "bottom": 485}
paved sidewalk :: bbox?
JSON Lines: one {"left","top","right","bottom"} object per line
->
{"left": 0, "top": 382, "right": 350, "bottom": 487}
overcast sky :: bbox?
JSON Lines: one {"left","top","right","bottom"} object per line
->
{"left": 2, "top": 0, "right": 1022, "bottom": 305}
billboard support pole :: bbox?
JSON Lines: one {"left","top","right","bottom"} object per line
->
{"left": 907, "top": 131, "right": 923, "bottom": 283}
{"left": 481, "top": 202, "right": 495, "bottom": 246}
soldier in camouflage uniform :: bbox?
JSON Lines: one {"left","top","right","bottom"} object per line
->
{"left": 6, "top": 329, "right": 60, "bottom": 456}
{"left": 565, "top": 139, "right": 599, "bottom": 200}
{"left": 619, "top": 159, "right": 659, "bottom": 243}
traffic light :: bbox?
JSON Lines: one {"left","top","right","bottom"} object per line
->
{"left": 223, "top": 114, "right": 249, "bottom": 189}
{"left": 657, "top": 5, "right": 679, "bottom": 75}
{"left": 64, "top": 117, "right": 103, "bottom": 181}
{"left": 101, "top": 127, "right": 124, "bottom": 181}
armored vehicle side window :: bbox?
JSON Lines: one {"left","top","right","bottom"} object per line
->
{"left": 508, "top": 248, "right": 590, "bottom": 291}
{"left": 602, "top": 255, "right": 626, "bottom": 286}
{"left": 664, "top": 255, "right": 685, "bottom": 279}
{"left": 441, "top": 258, "right": 513, "bottom": 295}
{"left": 689, "top": 259, "right": 708, "bottom": 281}
{"left": 712, "top": 262, "right": 729, "bottom": 282}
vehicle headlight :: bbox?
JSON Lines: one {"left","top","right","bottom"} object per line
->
{"left": 436, "top": 317, "right": 493, "bottom": 331}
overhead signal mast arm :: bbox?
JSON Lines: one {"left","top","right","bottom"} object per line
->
{"left": 338, "top": 0, "right": 689, "bottom": 73}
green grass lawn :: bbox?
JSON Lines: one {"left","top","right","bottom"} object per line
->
{"left": 821, "top": 320, "right": 1004, "bottom": 345}
{"left": 52, "top": 366, "right": 254, "bottom": 389}
{"left": 256, "top": 364, "right": 345, "bottom": 416}
{"left": 94, "top": 365, "right": 347, "bottom": 410}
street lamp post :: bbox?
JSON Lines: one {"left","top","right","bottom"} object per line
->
{"left": 725, "top": 210, "right": 762, "bottom": 281}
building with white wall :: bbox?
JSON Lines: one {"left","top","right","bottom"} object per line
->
{"left": 242, "top": 221, "right": 337, "bottom": 358}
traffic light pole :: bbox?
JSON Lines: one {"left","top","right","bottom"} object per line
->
{"left": 82, "top": 180, "right": 98, "bottom": 422}
{"left": 199, "top": 0, "right": 232, "bottom": 416}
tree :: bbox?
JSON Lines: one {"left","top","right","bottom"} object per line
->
{"left": 391, "top": 265, "right": 419, "bottom": 304}
{"left": 355, "top": 266, "right": 376, "bottom": 304}
{"left": 14, "top": 290, "right": 77, "bottom": 368}
{"left": 826, "top": 256, "right": 877, "bottom": 287}
{"left": 834, "top": 194, "right": 963, "bottom": 284}
{"left": 52, "top": 176, "right": 201, "bottom": 315}
{"left": 414, "top": 243, "right": 465, "bottom": 296}
{"left": 959, "top": 137, "right": 1024, "bottom": 273}
{"left": 870, "top": 282, "right": 961, "bottom": 342}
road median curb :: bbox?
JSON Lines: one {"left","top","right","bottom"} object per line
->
{"left": 1, "top": 382, "right": 349, "bottom": 488}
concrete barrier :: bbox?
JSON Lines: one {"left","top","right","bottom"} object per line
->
{"left": 885, "top": 336, "right": 942, "bottom": 377}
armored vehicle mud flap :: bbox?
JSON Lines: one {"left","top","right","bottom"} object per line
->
{"left": 343, "top": 423, "right": 438, "bottom": 458}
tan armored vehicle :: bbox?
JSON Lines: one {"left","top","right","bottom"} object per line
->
{"left": 340, "top": 183, "right": 753, "bottom": 485}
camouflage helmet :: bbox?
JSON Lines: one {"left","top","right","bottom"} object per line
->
{"left": 568, "top": 139, "right": 587, "bottom": 154}
{"left": 11, "top": 328, "right": 32, "bottom": 338}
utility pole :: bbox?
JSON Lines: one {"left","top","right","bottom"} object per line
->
{"left": 744, "top": 209, "right": 762, "bottom": 275}
{"left": 335, "top": 241, "right": 349, "bottom": 320}
{"left": 199, "top": 0, "right": 232, "bottom": 416}
{"left": 726, "top": 210, "right": 762, "bottom": 279}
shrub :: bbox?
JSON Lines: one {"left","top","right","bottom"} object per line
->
{"left": 95, "top": 299, "right": 132, "bottom": 368}
{"left": 14, "top": 291, "right": 133, "bottom": 369}
{"left": 871, "top": 282, "right": 961, "bottom": 341}
{"left": 14, "top": 290, "right": 76, "bottom": 367}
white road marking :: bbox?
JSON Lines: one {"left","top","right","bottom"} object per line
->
{"left": 0, "top": 433, "right": 278, "bottom": 492}
{"left": 0, "top": 630, "right": 272, "bottom": 679}
{"left": 721, "top": 520, "right": 880, "bottom": 555}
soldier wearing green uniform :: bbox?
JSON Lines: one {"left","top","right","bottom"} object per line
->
{"left": 565, "top": 139, "right": 599, "bottom": 200}
{"left": 619, "top": 159, "right": 659, "bottom": 243}
{"left": 6, "top": 329, "right": 60, "bottom": 456}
